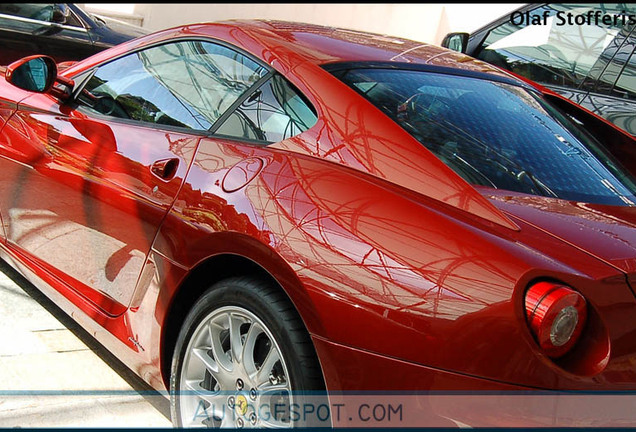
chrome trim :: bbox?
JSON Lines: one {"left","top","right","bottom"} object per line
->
{"left": 0, "top": 13, "right": 88, "bottom": 33}
{"left": 67, "top": 7, "right": 89, "bottom": 30}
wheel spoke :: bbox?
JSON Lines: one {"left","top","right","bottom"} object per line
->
{"left": 219, "top": 411, "right": 237, "bottom": 428}
{"left": 184, "top": 400, "right": 228, "bottom": 428}
{"left": 209, "top": 321, "right": 233, "bottom": 372}
{"left": 183, "top": 417, "right": 209, "bottom": 428}
{"left": 181, "top": 380, "right": 232, "bottom": 426}
{"left": 260, "top": 383, "right": 290, "bottom": 393}
{"left": 192, "top": 347, "right": 219, "bottom": 374}
{"left": 255, "top": 345, "right": 281, "bottom": 386}
{"left": 259, "top": 415, "right": 292, "bottom": 428}
{"left": 242, "top": 322, "right": 263, "bottom": 376}
{"left": 183, "top": 379, "right": 223, "bottom": 404}
{"left": 228, "top": 313, "right": 244, "bottom": 364}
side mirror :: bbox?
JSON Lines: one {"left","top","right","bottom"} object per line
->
{"left": 51, "top": 4, "right": 70, "bottom": 25}
{"left": 6, "top": 55, "right": 74, "bottom": 100}
{"left": 6, "top": 55, "right": 57, "bottom": 92}
{"left": 441, "top": 32, "right": 469, "bottom": 53}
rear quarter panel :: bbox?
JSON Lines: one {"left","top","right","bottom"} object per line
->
{"left": 153, "top": 133, "right": 636, "bottom": 390}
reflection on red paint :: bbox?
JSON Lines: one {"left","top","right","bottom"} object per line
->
{"left": 222, "top": 157, "right": 264, "bottom": 193}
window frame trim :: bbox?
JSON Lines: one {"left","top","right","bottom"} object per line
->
{"left": 322, "top": 61, "right": 535, "bottom": 91}
{"left": 0, "top": 11, "right": 88, "bottom": 33}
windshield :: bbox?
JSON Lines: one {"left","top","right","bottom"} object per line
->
{"left": 476, "top": 3, "right": 634, "bottom": 89}
{"left": 333, "top": 67, "right": 636, "bottom": 206}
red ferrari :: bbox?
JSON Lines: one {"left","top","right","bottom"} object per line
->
{"left": 1, "top": 20, "right": 636, "bottom": 427}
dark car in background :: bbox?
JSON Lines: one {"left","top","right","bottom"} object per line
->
{"left": 442, "top": 3, "right": 636, "bottom": 137}
{"left": 0, "top": 3, "right": 147, "bottom": 65}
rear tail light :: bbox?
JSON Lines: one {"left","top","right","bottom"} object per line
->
{"left": 525, "top": 281, "right": 587, "bottom": 358}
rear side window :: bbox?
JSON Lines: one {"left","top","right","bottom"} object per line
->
{"left": 476, "top": 4, "right": 635, "bottom": 89}
{"left": 214, "top": 74, "right": 317, "bottom": 143}
{"left": 333, "top": 67, "right": 636, "bottom": 206}
{"left": 77, "top": 40, "right": 267, "bottom": 130}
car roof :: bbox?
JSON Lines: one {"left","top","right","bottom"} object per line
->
{"left": 61, "top": 19, "right": 518, "bottom": 85}
{"left": 191, "top": 20, "right": 515, "bottom": 78}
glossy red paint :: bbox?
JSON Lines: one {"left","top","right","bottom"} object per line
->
{"left": 484, "top": 188, "right": 636, "bottom": 274}
{"left": 0, "top": 92, "right": 196, "bottom": 315}
{"left": 1, "top": 20, "right": 636, "bottom": 427}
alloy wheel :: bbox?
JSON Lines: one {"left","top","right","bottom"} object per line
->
{"left": 178, "top": 306, "right": 293, "bottom": 428}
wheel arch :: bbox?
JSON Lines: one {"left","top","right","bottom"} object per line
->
{"left": 158, "top": 232, "right": 326, "bottom": 389}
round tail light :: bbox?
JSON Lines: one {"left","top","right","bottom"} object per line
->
{"left": 525, "top": 281, "right": 587, "bottom": 358}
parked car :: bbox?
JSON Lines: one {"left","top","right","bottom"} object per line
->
{"left": 0, "top": 3, "right": 146, "bottom": 65}
{"left": 442, "top": 3, "right": 636, "bottom": 137}
{"left": 2, "top": 20, "right": 636, "bottom": 427}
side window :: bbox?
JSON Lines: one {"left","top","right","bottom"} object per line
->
{"left": 214, "top": 74, "right": 317, "bottom": 143}
{"left": 612, "top": 44, "right": 636, "bottom": 99}
{"left": 0, "top": 3, "right": 81, "bottom": 26}
{"left": 595, "top": 34, "right": 636, "bottom": 95}
{"left": 0, "top": 3, "right": 56, "bottom": 21}
{"left": 77, "top": 40, "right": 268, "bottom": 130}
{"left": 476, "top": 4, "right": 633, "bottom": 89}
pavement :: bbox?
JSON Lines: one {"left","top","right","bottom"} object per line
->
{"left": 0, "top": 259, "right": 172, "bottom": 427}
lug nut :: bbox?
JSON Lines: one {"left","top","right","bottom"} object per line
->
{"left": 250, "top": 413, "right": 257, "bottom": 425}
{"left": 237, "top": 418, "right": 244, "bottom": 428}
{"left": 236, "top": 378, "right": 244, "bottom": 390}
{"left": 250, "top": 388, "right": 257, "bottom": 401}
{"left": 228, "top": 396, "right": 235, "bottom": 408}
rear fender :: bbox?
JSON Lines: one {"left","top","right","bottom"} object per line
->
{"left": 153, "top": 229, "right": 325, "bottom": 337}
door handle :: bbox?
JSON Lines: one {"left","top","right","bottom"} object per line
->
{"left": 150, "top": 158, "right": 179, "bottom": 181}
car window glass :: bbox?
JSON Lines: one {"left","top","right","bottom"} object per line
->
{"left": 0, "top": 3, "right": 56, "bottom": 21}
{"left": 477, "top": 4, "right": 635, "bottom": 89}
{"left": 0, "top": 3, "right": 83, "bottom": 29}
{"left": 610, "top": 40, "right": 636, "bottom": 99}
{"left": 214, "top": 74, "right": 317, "bottom": 143}
{"left": 77, "top": 40, "right": 267, "bottom": 130}
{"left": 594, "top": 32, "right": 636, "bottom": 95}
{"left": 579, "top": 26, "right": 630, "bottom": 93}
{"left": 0, "top": 3, "right": 81, "bottom": 26}
{"left": 335, "top": 67, "right": 636, "bottom": 207}
{"left": 59, "top": 7, "right": 82, "bottom": 27}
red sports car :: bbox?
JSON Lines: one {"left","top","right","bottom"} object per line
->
{"left": 1, "top": 20, "right": 636, "bottom": 427}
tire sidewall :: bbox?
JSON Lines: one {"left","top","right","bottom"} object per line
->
{"left": 170, "top": 278, "right": 315, "bottom": 427}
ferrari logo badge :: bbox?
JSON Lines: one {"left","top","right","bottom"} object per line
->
{"left": 235, "top": 395, "right": 248, "bottom": 416}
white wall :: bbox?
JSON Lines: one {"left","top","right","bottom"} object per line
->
{"left": 83, "top": 3, "right": 525, "bottom": 45}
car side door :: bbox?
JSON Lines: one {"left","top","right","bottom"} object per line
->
{"left": 0, "top": 39, "right": 268, "bottom": 315}
{"left": 0, "top": 3, "right": 95, "bottom": 64}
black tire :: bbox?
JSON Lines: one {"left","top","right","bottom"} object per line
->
{"left": 170, "top": 276, "right": 325, "bottom": 427}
